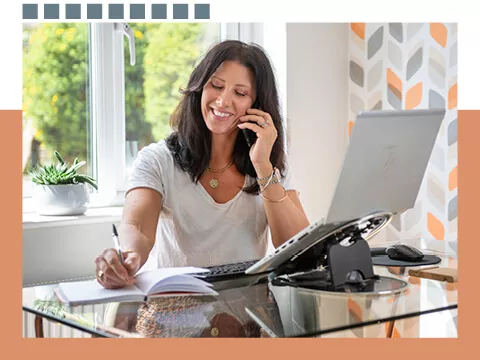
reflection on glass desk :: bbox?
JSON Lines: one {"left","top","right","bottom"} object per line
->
{"left": 22, "top": 240, "right": 458, "bottom": 338}
{"left": 23, "top": 275, "right": 270, "bottom": 338}
{"left": 246, "top": 265, "right": 457, "bottom": 338}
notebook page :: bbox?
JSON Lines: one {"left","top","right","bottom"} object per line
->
{"left": 134, "top": 267, "right": 210, "bottom": 294}
{"left": 58, "top": 280, "right": 145, "bottom": 304}
{"left": 149, "top": 282, "right": 219, "bottom": 296}
{"left": 147, "top": 274, "right": 215, "bottom": 295}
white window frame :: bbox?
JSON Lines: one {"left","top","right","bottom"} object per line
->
{"left": 89, "top": 23, "right": 126, "bottom": 207}
{"left": 92, "top": 22, "right": 263, "bottom": 208}
{"left": 23, "top": 22, "right": 269, "bottom": 213}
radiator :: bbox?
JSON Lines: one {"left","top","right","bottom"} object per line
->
{"left": 23, "top": 303, "right": 109, "bottom": 338}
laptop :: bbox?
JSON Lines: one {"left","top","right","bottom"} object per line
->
{"left": 245, "top": 108, "right": 445, "bottom": 275}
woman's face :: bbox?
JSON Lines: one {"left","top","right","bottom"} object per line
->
{"left": 201, "top": 60, "right": 256, "bottom": 136}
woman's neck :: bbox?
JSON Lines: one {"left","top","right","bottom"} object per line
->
{"left": 209, "top": 132, "right": 237, "bottom": 168}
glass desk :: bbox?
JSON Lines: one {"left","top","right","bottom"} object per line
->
{"left": 22, "top": 240, "right": 458, "bottom": 338}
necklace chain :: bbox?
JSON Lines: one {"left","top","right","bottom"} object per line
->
{"left": 206, "top": 160, "right": 234, "bottom": 173}
{"left": 205, "top": 160, "right": 233, "bottom": 188}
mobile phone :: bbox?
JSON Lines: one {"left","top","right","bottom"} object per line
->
{"left": 242, "top": 127, "right": 257, "bottom": 147}
{"left": 242, "top": 100, "right": 259, "bottom": 147}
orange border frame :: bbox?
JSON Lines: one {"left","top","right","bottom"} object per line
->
{"left": 2, "top": 109, "right": 476, "bottom": 359}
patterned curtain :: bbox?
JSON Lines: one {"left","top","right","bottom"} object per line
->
{"left": 348, "top": 23, "right": 458, "bottom": 243}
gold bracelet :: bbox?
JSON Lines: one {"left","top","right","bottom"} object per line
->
{"left": 261, "top": 188, "right": 288, "bottom": 203}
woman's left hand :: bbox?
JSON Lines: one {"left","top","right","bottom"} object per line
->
{"left": 237, "top": 108, "right": 277, "bottom": 169}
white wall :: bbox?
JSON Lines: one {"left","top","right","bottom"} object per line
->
{"left": 286, "top": 23, "right": 349, "bottom": 223}
{"left": 23, "top": 221, "right": 120, "bottom": 285}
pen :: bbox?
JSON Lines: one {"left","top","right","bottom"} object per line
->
{"left": 112, "top": 224, "right": 125, "bottom": 267}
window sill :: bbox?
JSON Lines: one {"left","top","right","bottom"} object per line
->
{"left": 22, "top": 206, "right": 123, "bottom": 230}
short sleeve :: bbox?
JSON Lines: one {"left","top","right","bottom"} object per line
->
{"left": 126, "top": 142, "right": 167, "bottom": 198}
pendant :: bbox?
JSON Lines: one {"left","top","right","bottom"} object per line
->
{"left": 209, "top": 178, "right": 219, "bottom": 188}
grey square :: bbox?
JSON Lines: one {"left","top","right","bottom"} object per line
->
{"left": 109, "top": 4, "right": 124, "bottom": 19}
{"left": 151, "top": 4, "right": 167, "bottom": 19}
{"left": 87, "top": 4, "right": 102, "bottom": 19}
{"left": 66, "top": 4, "right": 81, "bottom": 19}
{"left": 44, "top": 4, "right": 59, "bottom": 19}
{"left": 173, "top": 4, "right": 188, "bottom": 19}
{"left": 23, "top": 4, "right": 38, "bottom": 19}
{"left": 194, "top": 4, "right": 210, "bottom": 19}
{"left": 130, "top": 4, "right": 145, "bottom": 19}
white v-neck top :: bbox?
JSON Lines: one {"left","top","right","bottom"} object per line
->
{"left": 126, "top": 140, "right": 292, "bottom": 269}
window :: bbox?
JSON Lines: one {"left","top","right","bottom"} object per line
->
{"left": 123, "top": 23, "right": 222, "bottom": 184}
{"left": 22, "top": 22, "right": 265, "bottom": 212}
{"left": 22, "top": 23, "right": 92, "bottom": 200}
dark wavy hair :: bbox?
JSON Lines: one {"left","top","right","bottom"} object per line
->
{"left": 165, "top": 40, "right": 286, "bottom": 194}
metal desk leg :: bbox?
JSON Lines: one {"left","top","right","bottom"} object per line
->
{"left": 34, "top": 315, "right": 44, "bottom": 338}
{"left": 386, "top": 320, "right": 395, "bottom": 338}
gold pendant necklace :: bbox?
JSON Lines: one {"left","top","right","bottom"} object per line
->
{"left": 206, "top": 160, "right": 233, "bottom": 189}
{"left": 209, "top": 178, "right": 219, "bottom": 188}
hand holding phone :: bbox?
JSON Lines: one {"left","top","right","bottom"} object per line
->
{"left": 242, "top": 126, "right": 257, "bottom": 147}
{"left": 242, "top": 101, "right": 260, "bottom": 147}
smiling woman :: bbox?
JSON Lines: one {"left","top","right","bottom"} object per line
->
{"left": 94, "top": 40, "right": 310, "bottom": 290}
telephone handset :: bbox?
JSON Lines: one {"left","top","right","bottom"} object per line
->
{"left": 242, "top": 100, "right": 260, "bottom": 147}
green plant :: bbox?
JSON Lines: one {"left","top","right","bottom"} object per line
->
{"left": 29, "top": 151, "right": 98, "bottom": 190}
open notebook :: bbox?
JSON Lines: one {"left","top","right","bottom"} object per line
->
{"left": 55, "top": 267, "right": 218, "bottom": 305}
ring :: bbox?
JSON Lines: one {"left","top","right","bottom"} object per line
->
{"left": 260, "top": 121, "right": 268, "bottom": 128}
{"left": 97, "top": 270, "right": 104, "bottom": 282}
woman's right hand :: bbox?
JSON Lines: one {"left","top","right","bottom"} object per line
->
{"left": 95, "top": 248, "right": 141, "bottom": 289}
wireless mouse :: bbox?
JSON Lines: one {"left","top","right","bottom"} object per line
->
{"left": 385, "top": 244, "right": 424, "bottom": 261}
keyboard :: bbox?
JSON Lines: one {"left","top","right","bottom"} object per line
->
{"left": 202, "top": 259, "right": 262, "bottom": 282}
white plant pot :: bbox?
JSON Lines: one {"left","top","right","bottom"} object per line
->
{"left": 32, "top": 183, "right": 90, "bottom": 216}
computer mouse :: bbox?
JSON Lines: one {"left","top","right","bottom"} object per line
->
{"left": 385, "top": 244, "right": 424, "bottom": 261}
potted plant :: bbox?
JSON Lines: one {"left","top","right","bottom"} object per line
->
{"left": 29, "top": 151, "right": 98, "bottom": 216}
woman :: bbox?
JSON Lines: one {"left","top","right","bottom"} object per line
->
{"left": 95, "top": 40, "right": 310, "bottom": 289}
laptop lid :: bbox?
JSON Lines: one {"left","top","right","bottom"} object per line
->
{"left": 245, "top": 109, "right": 445, "bottom": 275}
{"left": 326, "top": 108, "right": 445, "bottom": 223}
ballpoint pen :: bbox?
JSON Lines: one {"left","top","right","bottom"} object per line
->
{"left": 112, "top": 224, "right": 125, "bottom": 266}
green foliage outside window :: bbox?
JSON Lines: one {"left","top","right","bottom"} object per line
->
{"left": 23, "top": 24, "right": 90, "bottom": 170}
{"left": 23, "top": 23, "right": 217, "bottom": 173}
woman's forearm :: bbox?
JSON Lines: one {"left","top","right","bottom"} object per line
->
{"left": 257, "top": 164, "right": 310, "bottom": 248}
{"left": 263, "top": 189, "right": 310, "bottom": 247}
{"left": 119, "top": 222, "right": 155, "bottom": 269}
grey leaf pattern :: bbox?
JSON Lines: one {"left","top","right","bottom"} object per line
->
{"left": 430, "top": 144, "right": 445, "bottom": 172}
{"left": 388, "top": 40, "right": 403, "bottom": 71}
{"left": 387, "top": 87, "right": 401, "bottom": 109}
{"left": 448, "top": 195, "right": 458, "bottom": 221}
{"left": 450, "top": 41, "right": 457, "bottom": 68}
{"left": 371, "top": 100, "right": 382, "bottom": 110}
{"left": 429, "top": 89, "right": 446, "bottom": 109}
{"left": 406, "top": 47, "right": 423, "bottom": 81}
{"left": 367, "top": 60, "right": 382, "bottom": 91}
{"left": 427, "top": 175, "right": 446, "bottom": 212}
{"left": 448, "top": 118, "right": 457, "bottom": 146}
{"left": 367, "top": 26, "right": 384, "bottom": 59}
{"left": 389, "top": 23, "right": 403, "bottom": 43}
{"left": 348, "top": 23, "right": 457, "bottom": 241}
{"left": 428, "top": 47, "right": 446, "bottom": 89}
{"left": 407, "top": 23, "right": 424, "bottom": 41}
{"left": 350, "top": 60, "right": 364, "bottom": 87}
{"left": 368, "top": 91, "right": 383, "bottom": 110}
